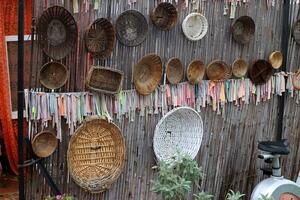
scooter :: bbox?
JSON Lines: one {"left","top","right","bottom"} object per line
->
{"left": 251, "top": 139, "right": 300, "bottom": 199}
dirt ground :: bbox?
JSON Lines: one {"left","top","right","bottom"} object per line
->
{"left": 0, "top": 174, "right": 18, "bottom": 200}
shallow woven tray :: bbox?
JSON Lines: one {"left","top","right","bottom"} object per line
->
{"left": 166, "top": 57, "right": 183, "bottom": 84}
{"left": 232, "top": 16, "right": 255, "bottom": 44}
{"left": 86, "top": 66, "right": 124, "bottom": 95}
{"left": 232, "top": 58, "right": 248, "bottom": 78}
{"left": 207, "top": 60, "right": 232, "bottom": 81}
{"left": 153, "top": 107, "right": 203, "bottom": 161}
{"left": 85, "top": 18, "right": 116, "bottom": 59}
{"left": 67, "top": 117, "right": 125, "bottom": 193}
{"left": 32, "top": 130, "right": 58, "bottom": 158}
{"left": 39, "top": 61, "right": 68, "bottom": 90}
{"left": 187, "top": 60, "right": 205, "bottom": 84}
{"left": 249, "top": 60, "right": 273, "bottom": 85}
{"left": 151, "top": 2, "right": 178, "bottom": 30}
{"left": 36, "top": 6, "right": 77, "bottom": 60}
{"left": 182, "top": 13, "right": 208, "bottom": 41}
{"left": 292, "top": 19, "right": 300, "bottom": 45}
{"left": 116, "top": 10, "right": 148, "bottom": 46}
{"left": 268, "top": 51, "right": 283, "bottom": 69}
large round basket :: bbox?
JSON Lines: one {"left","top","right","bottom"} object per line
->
{"left": 153, "top": 107, "right": 203, "bottom": 161}
{"left": 187, "top": 60, "right": 205, "bottom": 85}
{"left": 150, "top": 2, "right": 178, "bottom": 30}
{"left": 133, "top": 54, "right": 163, "bottom": 96}
{"left": 232, "top": 58, "right": 248, "bottom": 78}
{"left": 232, "top": 16, "right": 255, "bottom": 44}
{"left": 268, "top": 51, "right": 283, "bottom": 69}
{"left": 85, "top": 18, "right": 115, "bottom": 59}
{"left": 166, "top": 57, "right": 183, "bottom": 84}
{"left": 182, "top": 13, "right": 208, "bottom": 41}
{"left": 207, "top": 60, "right": 232, "bottom": 81}
{"left": 67, "top": 117, "right": 125, "bottom": 193}
{"left": 32, "top": 130, "right": 58, "bottom": 158}
{"left": 116, "top": 10, "right": 148, "bottom": 46}
{"left": 36, "top": 6, "right": 78, "bottom": 60}
{"left": 292, "top": 19, "right": 300, "bottom": 45}
{"left": 39, "top": 61, "right": 68, "bottom": 90}
{"left": 249, "top": 60, "right": 273, "bottom": 85}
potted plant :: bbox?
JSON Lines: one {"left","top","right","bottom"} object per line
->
{"left": 193, "top": 191, "right": 214, "bottom": 200}
{"left": 225, "top": 190, "right": 245, "bottom": 200}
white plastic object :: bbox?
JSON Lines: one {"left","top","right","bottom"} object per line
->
{"left": 182, "top": 12, "right": 208, "bottom": 41}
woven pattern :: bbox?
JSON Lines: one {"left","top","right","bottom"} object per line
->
{"left": 232, "top": 16, "right": 255, "bottom": 44}
{"left": 268, "top": 51, "right": 283, "bottom": 69}
{"left": 153, "top": 107, "right": 203, "bottom": 161}
{"left": 249, "top": 60, "right": 273, "bottom": 85}
{"left": 166, "top": 57, "right": 183, "bottom": 84}
{"left": 207, "top": 60, "right": 232, "bottom": 80}
{"left": 187, "top": 60, "right": 205, "bottom": 84}
{"left": 232, "top": 58, "right": 248, "bottom": 78}
{"left": 292, "top": 19, "right": 300, "bottom": 45}
{"left": 67, "top": 117, "right": 125, "bottom": 193}
{"left": 151, "top": 2, "right": 178, "bottom": 30}
{"left": 182, "top": 13, "right": 208, "bottom": 41}
{"left": 32, "top": 130, "right": 58, "bottom": 158}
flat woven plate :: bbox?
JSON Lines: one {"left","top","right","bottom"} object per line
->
{"left": 67, "top": 117, "right": 125, "bottom": 193}
{"left": 187, "top": 60, "right": 205, "bottom": 84}
{"left": 232, "top": 16, "right": 255, "bottom": 44}
{"left": 32, "top": 130, "right": 58, "bottom": 158}
{"left": 150, "top": 2, "right": 178, "bottom": 30}
{"left": 116, "top": 10, "right": 148, "bottom": 46}
{"left": 249, "top": 60, "right": 273, "bottom": 85}
{"left": 153, "top": 107, "right": 203, "bottom": 161}
{"left": 292, "top": 19, "right": 300, "bottom": 45}
{"left": 36, "top": 6, "right": 78, "bottom": 60}
{"left": 232, "top": 58, "right": 248, "bottom": 78}
{"left": 166, "top": 57, "right": 183, "bottom": 84}
{"left": 268, "top": 51, "right": 283, "bottom": 69}
{"left": 207, "top": 60, "right": 232, "bottom": 81}
{"left": 182, "top": 13, "right": 208, "bottom": 41}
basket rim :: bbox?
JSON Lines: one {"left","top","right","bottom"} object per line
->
{"left": 182, "top": 12, "right": 208, "bottom": 41}
{"left": 31, "top": 130, "right": 58, "bottom": 158}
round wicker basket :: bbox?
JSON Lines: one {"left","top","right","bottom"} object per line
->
{"left": 39, "top": 61, "right": 68, "bottom": 90}
{"left": 150, "top": 2, "right": 178, "bottom": 30}
{"left": 268, "top": 51, "right": 283, "bottom": 69}
{"left": 153, "top": 107, "right": 203, "bottom": 161}
{"left": 249, "top": 60, "right": 273, "bottom": 85}
{"left": 116, "top": 10, "right": 148, "bottom": 46}
{"left": 67, "top": 117, "right": 125, "bottom": 193}
{"left": 292, "top": 68, "right": 300, "bottom": 91}
{"left": 292, "top": 19, "right": 300, "bottom": 45}
{"left": 232, "top": 16, "right": 255, "bottom": 44}
{"left": 232, "top": 58, "right": 248, "bottom": 78}
{"left": 36, "top": 6, "right": 78, "bottom": 60}
{"left": 85, "top": 18, "right": 115, "bottom": 59}
{"left": 32, "top": 130, "right": 58, "bottom": 158}
{"left": 166, "top": 57, "right": 183, "bottom": 84}
{"left": 207, "top": 60, "right": 232, "bottom": 81}
{"left": 187, "top": 60, "right": 205, "bottom": 85}
{"left": 182, "top": 13, "right": 208, "bottom": 41}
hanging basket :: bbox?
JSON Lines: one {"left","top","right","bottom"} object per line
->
{"left": 249, "top": 60, "right": 273, "bottom": 85}
{"left": 133, "top": 54, "right": 163, "bottom": 96}
{"left": 187, "top": 60, "right": 205, "bottom": 85}
{"left": 182, "top": 13, "right": 208, "bottom": 41}
{"left": 292, "top": 68, "right": 300, "bottom": 91}
{"left": 32, "top": 130, "right": 58, "bottom": 158}
{"left": 232, "top": 16, "right": 255, "bottom": 44}
{"left": 150, "top": 2, "right": 178, "bottom": 30}
{"left": 207, "top": 60, "right": 231, "bottom": 81}
{"left": 268, "top": 51, "right": 283, "bottom": 69}
{"left": 39, "top": 61, "right": 68, "bottom": 90}
{"left": 116, "top": 10, "right": 148, "bottom": 46}
{"left": 85, "top": 18, "right": 116, "bottom": 59}
{"left": 292, "top": 19, "right": 300, "bottom": 45}
{"left": 232, "top": 58, "right": 248, "bottom": 78}
{"left": 166, "top": 57, "right": 183, "bottom": 84}
{"left": 153, "top": 107, "right": 203, "bottom": 161}
{"left": 36, "top": 6, "right": 78, "bottom": 60}
{"left": 67, "top": 117, "right": 125, "bottom": 193}
{"left": 86, "top": 66, "right": 124, "bottom": 95}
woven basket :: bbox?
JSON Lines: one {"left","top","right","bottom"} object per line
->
{"left": 268, "top": 51, "right": 283, "bottom": 69}
{"left": 151, "top": 2, "right": 178, "bottom": 30}
{"left": 86, "top": 66, "right": 124, "bottom": 95}
{"left": 36, "top": 6, "right": 77, "bottom": 60}
{"left": 207, "top": 60, "right": 232, "bottom": 81}
{"left": 232, "top": 58, "right": 248, "bottom": 78}
{"left": 182, "top": 13, "right": 208, "bottom": 41}
{"left": 116, "top": 10, "right": 148, "bottom": 46}
{"left": 166, "top": 57, "right": 183, "bottom": 84}
{"left": 187, "top": 60, "right": 205, "bottom": 85}
{"left": 133, "top": 54, "right": 163, "bottom": 96}
{"left": 153, "top": 107, "right": 203, "bottom": 161}
{"left": 232, "top": 16, "right": 255, "bottom": 44}
{"left": 292, "top": 68, "right": 300, "bottom": 91}
{"left": 292, "top": 19, "right": 300, "bottom": 45}
{"left": 85, "top": 18, "right": 115, "bottom": 59}
{"left": 32, "top": 130, "right": 58, "bottom": 158}
{"left": 39, "top": 61, "right": 68, "bottom": 90}
{"left": 249, "top": 60, "right": 273, "bottom": 85}
{"left": 67, "top": 117, "right": 125, "bottom": 193}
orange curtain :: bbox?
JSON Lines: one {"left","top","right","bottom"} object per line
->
{"left": 0, "top": 0, "right": 32, "bottom": 175}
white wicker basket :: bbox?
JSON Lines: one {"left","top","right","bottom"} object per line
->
{"left": 153, "top": 107, "right": 203, "bottom": 161}
{"left": 182, "top": 13, "right": 208, "bottom": 41}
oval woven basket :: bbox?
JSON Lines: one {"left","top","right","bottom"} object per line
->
{"left": 182, "top": 13, "right": 208, "bottom": 41}
{"left": 187, "top": 60, "right": 205, "bottom": 84}
{"left": 232, "top": 16, "right": 255, "bottom": 44}
{"left": 133, "top": 54, "right": 163, "bottom": 96}
{"left": 292, "top": 69, "right": 300, "bottom": 91}
{"left": 116, "top": 10, "right": 148, "bottom": 46}
{"left": 86, "top": 66, "right": 124, "bottom": 95}
{"left": 207, "top": 60, "right": 231, "bottom": 81}
{"left": 166, "top": 57, "right": 183, "bottom": 84}
{"left": 153, "top": 107, "right": 203, "bottom": 161}
{"left": 32, "top": 130, "right": 58, "bottom": 158}
{"left": 85, "top": 18, "right": 115, "bottom": 59}
{"left": 151, "top": 2, "right": 178, "bottom": 30}
{"left": 67, "top": 117, "right": 125, "bottom": 193}
{"left": 36, "top": 6, "right": 78, "bottom": 60}
{"left": 232, "top": 58, "right": 248, "bottom": 78}
{"left": 268, "top": 51, "right": 283, "bottom": 69}
{"left": 39, "top": 61, "right": 68, "bottom": 90}
{"left": 292, "top": 19, "right": 300, "bottom": 45}
{"left": 249, "top": 60, "right": 273, "bottom": 85}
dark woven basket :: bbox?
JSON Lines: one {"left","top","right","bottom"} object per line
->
{"left": 39, "top": 61, "right": 68, "bottom": 90}
{"left": 249, "top": 60, "right": 273, "bottom": 85}
{"left": 36, "top": 6, "right": 78, "bottom": 60}
{"left": 116, "top": 10, "right": 148, "bottom": 46}
{"left": 86, "top": 66, "right": 124, "bottom": 95}
{"left": 187, "top": 60, "right": 205, "bottom": 85}
{"left": 292, "top": 19, "right": 300, "bottom": 45}
{"left": 232, "top": 16, "right": 255, "bottom": 44}
{"left": 150, "top": 2, "right": 178, "bottom": 30}
{"left": 85, "top": 18, "right": 115, "bottom": 59}
{"left": 166, "top": 57, "right": 183, "bottom": 84}
{"left": 207, "top": 60, "right": 232, "bottom": 81}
